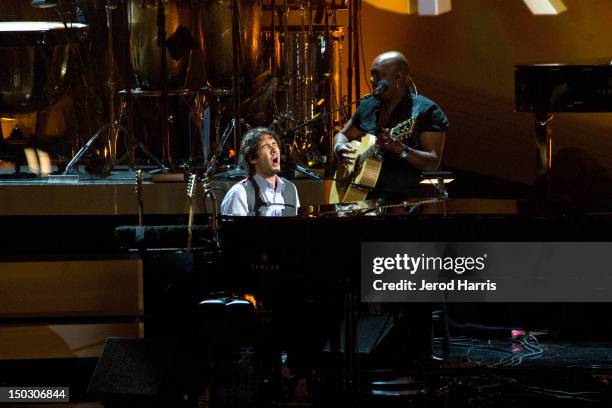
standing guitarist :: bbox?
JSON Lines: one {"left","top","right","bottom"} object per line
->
{"left": 334, "top": 51, "right": 449, "bottom": 200}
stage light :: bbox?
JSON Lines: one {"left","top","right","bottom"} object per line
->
{"left": 417, "top": 0, "right": 452, "bottom": 16}
{"left": 362, "top": 0, "right": 418, "bottom": 15}
{"left": 362, "top": 0, "right": 451, "bottom": 16}
{"left": 523, "top": 0, "right": 567, "bottom": 15}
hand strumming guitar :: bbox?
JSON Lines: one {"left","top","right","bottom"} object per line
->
{"left": 334, "top": 142, "right": 357, "bottom": 167}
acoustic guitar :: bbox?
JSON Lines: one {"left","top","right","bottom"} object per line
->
{"left": 329, "top": 118, "right": 415, "bottom": 203}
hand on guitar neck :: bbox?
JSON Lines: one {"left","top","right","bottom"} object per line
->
{"left": 376, "top": 128, "right": 404, "bottom": 155}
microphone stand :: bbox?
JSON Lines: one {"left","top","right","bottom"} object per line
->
{"left": 281, "top": 93, "right": 378, "bottom": 180}
{"left": 283, "top": 92, "right": 378, "bottom": 141}
{"left": 157, "top": 0, "right": 172, "bottom": 170}
{"left": 203, "top": 119, "right": 236, "bottom": 180}
{"left": 200, "top": 118, "right": 239, "bottom": 248}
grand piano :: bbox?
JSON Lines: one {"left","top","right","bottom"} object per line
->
{"left": 209, "top": 196, "right": 612, "bottom": 391}
{"left": 216, "top": 58, "right": 612, "bottom": 288}
{"left": 514, "top": 57, "right": 612, "bottom": 197}
{"left": 195, "top": 61, "right": 612, "bottom": 387}
{"left": 515, "top": 57, "right": 612, "bottom": 113}
{"left": 199, "top": 59, "right": 612, "bottom": 357}
{"left": 216, "top": 197, "right": 612, "bottom": 308}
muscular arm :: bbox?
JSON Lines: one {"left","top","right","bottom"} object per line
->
{"left": 379, "top": 130, "right": 445, "bottom": 171}
{"left": 406, "top": 131, "right": 445, "bottom": 171}
{"left": 334, "top": 119, "right": 363, "bottom": 145}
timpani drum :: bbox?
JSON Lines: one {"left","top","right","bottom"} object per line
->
{"left": 126, "top": 0, "right": 207, "bottom": 90}
{"left": 0, "top": 21, "right": 87, "bottom": 114}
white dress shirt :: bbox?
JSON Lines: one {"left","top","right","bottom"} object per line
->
{"left": 220, "top": 175, "right": 300, "bottom": 216}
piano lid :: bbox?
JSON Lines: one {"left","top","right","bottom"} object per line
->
{"left": 515, "top": 57, "right": 612, "bottom": 68}
{"left": 514, "top": 57, "right": 612, "bottom": 113}
{"left": 209, "top": 198, "right": 521, "bottom": 219}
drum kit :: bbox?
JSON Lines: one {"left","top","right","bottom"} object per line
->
{"left": 0, "top": 0, "right": 348, "bottom": 177}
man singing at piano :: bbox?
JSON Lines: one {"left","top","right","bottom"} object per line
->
{"left": 334, "top": 51, "right": 449, "bottom": 200}
{"left": 221, "top": 127, "right": 300, "bottom": 216}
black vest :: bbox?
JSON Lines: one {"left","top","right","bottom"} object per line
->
{"left": 240, "top": 176, "right": 298, "bottom": 216}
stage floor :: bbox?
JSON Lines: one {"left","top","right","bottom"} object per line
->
{"left": 6, "top": 337, "right": 612, "bottom": 407}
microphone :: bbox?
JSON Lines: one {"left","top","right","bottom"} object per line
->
{"left": 372, "top": 80, "right": 390, "bottom": 99}
{"left": 285, "top": 161, "right": 321, "bottom": 180}
{"left": 31, "top": 0, "right": 59, "bottom": 7}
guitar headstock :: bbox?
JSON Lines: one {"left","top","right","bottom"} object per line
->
{"left": 135, "top": 170, "right": 143, "bottom": 196}
{"left": 187, "top": 173, "right": 198, "bottom": 199}
{"left": 390, "top": 118, "right": 415, "bottom": 142}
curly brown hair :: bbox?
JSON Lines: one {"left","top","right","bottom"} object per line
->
{"left": 238, "top": 127, "right": 281, "bottom": 175}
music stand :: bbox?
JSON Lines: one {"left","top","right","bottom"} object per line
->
{"left": 420, "top": 171, "right": 455, "bottom": 199}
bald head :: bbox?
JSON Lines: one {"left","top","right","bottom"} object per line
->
{"left": 373, "top": 51, "right": 410, "bottom": 77}
{"left": 369, "top": 51, "right": 411, "bottom": 101}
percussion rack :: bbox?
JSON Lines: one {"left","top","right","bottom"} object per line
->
{"left": 54, "top": 0, "right": 359, "bottom": 176}
{"left": 62, "top": 0, "right": 178, "bottom": 177}
{"left": 261, "top": 0, "right": 348, "bottom": 11}
{"left": 264, "top": 0, "right": 357, "bottom": 172}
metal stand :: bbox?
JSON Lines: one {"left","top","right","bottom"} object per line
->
{"left": 60, "top": 0, "right": 122, "bottom": 176}
{"left": 534, "top": 112, "right": 554, "bottom": 202}
{"left": 60, "top": 0, "right": 174, "bottom": 177}
{"left": 203, "top": 118, "right": 252, "bottom": 179}
{"left": 421, "top": 171, "right": 455, "bottom": 201}
{"left": 199, "top": 118, "right": 243, "bottom": 247}
{"left": 62, "top": 121, "right": 125, "bottom": 175}
{"left": 434, "top": 177, "right": 449, "bottom": 199}
{"left": 157, "top": 0, "right": 172, "bottom": 169}
{"left": 230, "top": 0, "right": 242, "bottom": 152}
{"left": 115, "top": 92, "right": 171, "bottom": 170}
